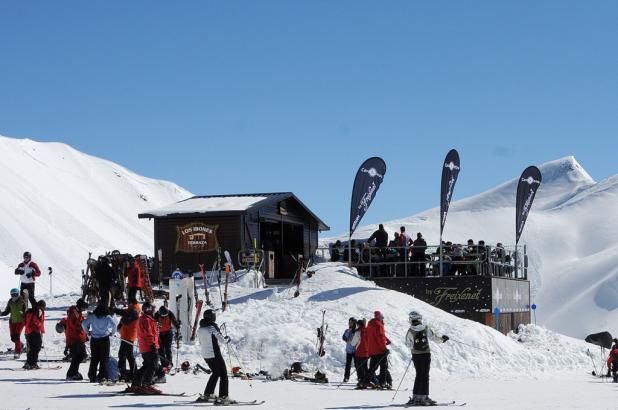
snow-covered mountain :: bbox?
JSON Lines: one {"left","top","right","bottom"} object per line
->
{"left": 329, "top": 156, "right": 618, "bottom": 340}
{"left": 0, "top": 135, "right": 192, "bottom": 294}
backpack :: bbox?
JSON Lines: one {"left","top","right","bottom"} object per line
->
{"left": 413, "top": 329, "right": 429, "bottom": 351}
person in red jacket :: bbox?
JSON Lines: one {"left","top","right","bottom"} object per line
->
{"left": 126, "top": 257, "right": 143, "bottom": 303}
{"left": 155, "top": 306, "right": 180, "bottom": 369}
{"left": 65, "top": 298, "right": 89, "bottom": 380}
{"left": 128, "top": 302, "right": 161, "bottom": 395}
{"left": 14, "top": 251, "right": 41, "bottom": 307}
{"left": 364, "top": 310, "right": 391, "bottom": 389}
{"left": 352, "top": 318, "right": 369, "bottom": 389}
{"left": 113, "top": 300, "right": 141, "bottom": 381}
{"left": 24, "top": 299, "right": 46, "bottom": 369}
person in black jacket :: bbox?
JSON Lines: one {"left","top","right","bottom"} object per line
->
{"left": 94, "top": 256, "right": 114, "bottom": 308}
{"left": 368, "top": 224, "right": 389, "bottom": 269}
{"left": 411, "top": 232, "right": 428, "bottom": 276}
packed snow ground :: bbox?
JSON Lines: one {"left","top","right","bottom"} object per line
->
{"left": 0, "top": 264, "right": 613, "bottom": 409}
{"left": 325, "top": 156, "right": 618, "bottom": 339}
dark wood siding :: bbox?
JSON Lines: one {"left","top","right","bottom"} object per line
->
{"left": 155, "top": 216, "right": 241, "bottom": 279}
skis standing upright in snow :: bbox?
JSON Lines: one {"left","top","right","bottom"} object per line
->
{"left": 198, "top": 263, "right": 212, "bottom": 306}
{"left": 317, "top": 310, "right": 327, "bottom": 357}
{"left": 190, "top": 268, "right": 204, "bottom": 342}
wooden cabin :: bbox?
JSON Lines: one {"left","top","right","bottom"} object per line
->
{"left": 139, "top": 192, "right": 329, "bottom": 281}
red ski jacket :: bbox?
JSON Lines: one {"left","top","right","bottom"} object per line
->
{"left": 355, "top": 326, "right": 370, "bottom": 358}
{"left": 25, "top": 308, "right": 45, "bottom": 334}
{"left": 365, "top": 318, "right": 389, "bottom": 356}
{"left": 138, "top": 313, "right": 159, "bottom": 353}
{"left": 118, "top": 303, "right": 141, "bottom": 343}
{"left": 65, "top": 306, "right": 88, "bottom": 345}
{"left": 127, "top": 264, "right": 143, "bottom": 288}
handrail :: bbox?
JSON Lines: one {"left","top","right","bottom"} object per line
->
{"left": 313, "top": 243, "right": 527, "bottom": 280}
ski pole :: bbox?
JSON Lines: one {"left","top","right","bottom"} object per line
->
{"left": 450, "top": 338, "right": 495, "bottom": 355}
{"left": 335, "top": 356, "right": 368, "bottom": 389}
{"left": 226, "top": 342, "right": 253, "bottom": 389}
{"left": 392, "top": 357, "right": 413, "bottom": 402}
{"left": 587, "top": 349, "right": 599, "bottom": 376}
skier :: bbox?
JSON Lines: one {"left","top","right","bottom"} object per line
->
{"left": 0, "top": 288, "right": 26, "bottom": 358}
{"left": 23, "top": 299, "right": 46, "bottom": 369}
{"left": 65, "top": 298, "right": 89, "bottom": 380}
{"left": 94, "top": 256, "right": 114, "bottom": 307}
{"left": 128, "top": 301, "right": 161, "bottom": 394}
{"left": 112, "top": 298, "right": 141, "bottom": 382}
{"left": 405, "top": 311, "right": 449, "bottom": 406}
{"left": 341, "top": 317, "right": 357, "bottom": 382}
{"left": 154, "top": 305, "right": 180, "bottom": 370}
{"left": 352, "top": 318, "right": 369, "bottom": 388}
{"left": 82, "top": 304, "right": 117, "bottom": 382}
{"left": 197, "top": 309, "right": 232, "bottom": 404}
{"left": 14, "top": 251, "right": 41, "bottom": 307}
{"left": 364, "top": 311, "right": 391, "bottom": 389}
{"left": 126, "top": 257, "right": 143, "bottom": 303}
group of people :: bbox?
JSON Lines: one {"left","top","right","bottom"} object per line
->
{"left": 330, "top": 225, "right": 519, "bottom": 278}
{"left": 341, "top": 310, "right": 449, "bottom": 406}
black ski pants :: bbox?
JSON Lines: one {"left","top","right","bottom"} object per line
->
{"left": 412, "top": 353, "right": 431, "bottom": 395}
{"left": 355, "top": 356, "right": 369, "bottom": 384}
{"left": 88, "top": 336, "right": 110, "bottom": 382}
{"left": 366, "top": 352, "right": 389, "bottom": 386}
{"left": 98, "top": 286, "right": 112, "bottom": 308}
{"left": 67, "top": 341, "right": 87, "bottom": 378}
{"left": 20, "top": 283, "right": 37, "bottom": 307}
{"left": 133, "top": 351, "right": 158, "bottom": 387}
{"left": 344, "top": 352, "right": 355, "bottom": 380}
{"left": 118, "top": 340, "right": 136, "bottom": 379}
{"left": 25, "top": 332, "right": 41, "bottom": 366}
{"left": 204, "top": 356, "right": 229, "bottom": 398}
{"left": 158, "top": 331, "right": 174, "bottom": 367}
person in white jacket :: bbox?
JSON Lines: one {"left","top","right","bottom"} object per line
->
{"left": 404, "top": 311, "right": 449, "bottom": 406}
{"left": 197, "top": 309, "right": 231, "bottom": 405}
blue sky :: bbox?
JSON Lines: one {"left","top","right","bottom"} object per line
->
{"left": 1, "top": 1, "right": 617, "bottom": 236}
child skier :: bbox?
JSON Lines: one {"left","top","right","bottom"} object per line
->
{"left": 129, "top": 301, "right": 161, "bottom": 394}
{"left": 64, "top": 298, "right": 89, "bottom": 380}
{"left": 405, "top": 311, "right": 449, "bottom": 406}
{"left": 82, "top": 304, "right": 117, "bottom": 382}
{"left": 154, "top": 305, "right": 180, "bottom": 369}
{"left": 0, "top": 288, "right": 26, "bottom": 358}
{"left": 23, "top": 299, "right": 46, "bottom": 369}
{"left": 342, "top": 317, "right": 357, "bottom": 382}
{"left": 197, "top": 309, "right": 232, "bottom": 404}
{"left": 113, "top": 299, "right": 141, "bottom": 382}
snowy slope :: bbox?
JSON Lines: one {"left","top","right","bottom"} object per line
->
{"left": 0, "top": 135, "right": 192, "bottom": 294}
{"left": 327, "top": 156, "right": 618, "bottom": 340}
{"left": 0, "top": 263, "right": 612, "bottom": 409}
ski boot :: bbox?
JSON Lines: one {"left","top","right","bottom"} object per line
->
{"left": 419, "top": 395, "right": 437, "bottom": 406}
{"left": 196, "top": 394, "right": 218, "bottom": 403}
{"left": 137, "top": 385, "right": 162, "bottom": 395}
{"left": 214, "top": 396, "right": 237, "bottom": 406}
{"left": 406, "top": 395, "right": 421, "bottom": 406}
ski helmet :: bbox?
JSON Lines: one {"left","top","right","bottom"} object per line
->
{"left": 203, "top": 309, "right": 216, "bottom": 323}
{"left": 55, "top": 322, "right": 65, "bottom": 334}
{"left": 409, "top": 310, "right": 422, "bottom": 324}
{"left": 181, "top": 361, "right": 191, "bottom": 372}
{"left": 158, "top": 306, "right": 169, "bottom": 317}
{"left": 23, "top": 251, "right": 31, "bottom": 259}
{"left": 10, "top": 288, "right": 19, "bottom": 297}
{"left": 37, "top": 300, "right": 46, "bottom": 309}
